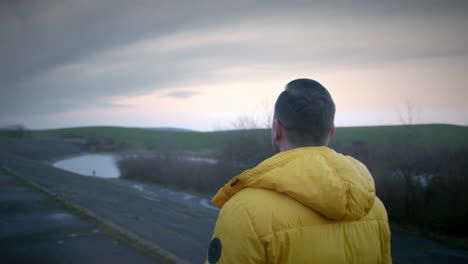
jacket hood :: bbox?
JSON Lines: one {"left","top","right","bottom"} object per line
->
{"left": 212, "top": 146, "right": 376, "bottom": 221}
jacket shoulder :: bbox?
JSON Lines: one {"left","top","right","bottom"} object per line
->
{"left": 364, "top": 196, "right": 389, "bottom": 222}
{"left": 225, "top": 187, "right": 332, "bottom": 239}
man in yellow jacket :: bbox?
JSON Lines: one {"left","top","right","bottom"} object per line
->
{"left": 206, "top": 79, "right": 391, "bottom": 263}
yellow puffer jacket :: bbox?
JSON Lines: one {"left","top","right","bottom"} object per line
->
{"left": 206, "top": 146, "right": 391, "bottom": 264}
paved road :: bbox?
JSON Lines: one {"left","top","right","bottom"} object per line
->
{"left": 1, "top": 151, "right": 468, "bottom": 264}
{"left": 0, "top": 152, "right": 215, "bottom": 263}
{"left": 0, "top": 171, "right": 160, "bottom": 264}
{"left": 391, "top": 230, "right": 468, "bottom": 263}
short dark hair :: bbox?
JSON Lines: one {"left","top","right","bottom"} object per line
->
{"left": 274, "top": 78, "right": 335, "bottom": 146}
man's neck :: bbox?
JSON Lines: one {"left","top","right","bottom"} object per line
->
{"left": 279, "top": 142, "right": 328, "bottom": 152}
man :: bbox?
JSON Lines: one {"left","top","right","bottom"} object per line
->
{"left": 206, "top": 79, "right": 391, "bottom": 263}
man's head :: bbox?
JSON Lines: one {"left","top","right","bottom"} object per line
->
{"left": 272, "top": 78, "right": 335, "bottom": 152}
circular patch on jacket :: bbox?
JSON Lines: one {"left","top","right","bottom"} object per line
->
{"left": 208, "top": 237, "right": 222, "bottom": 263}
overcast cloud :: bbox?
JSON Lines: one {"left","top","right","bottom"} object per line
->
{"left": 162, "top": 91, "right": 200, "bottom": 99}
{"left": 1, "top": 0, "right": 467, "bottom": 127}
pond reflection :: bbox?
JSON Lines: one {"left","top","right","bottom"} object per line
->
{"left": 53, "top": 154, "right": 120, "bottom": 178}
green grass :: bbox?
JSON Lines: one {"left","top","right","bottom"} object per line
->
{"left": 2, "top": 124, "right": 467, "bottom": 152}
{"left": 31, "top": 127, "right": 169, "bottom": 149}
{"left": 27, "top": 126, "right": 222, "bottom": 151}
{"left": 332, "top": 124, "right": 468, "bottom": 150}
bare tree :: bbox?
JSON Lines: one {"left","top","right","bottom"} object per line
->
{"left": 231, "top": 99, "right": 274, "bottom": 130}
{"left": 398, "top": 99, "right": 419, "bottom": 125}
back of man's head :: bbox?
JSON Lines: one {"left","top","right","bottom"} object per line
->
{"left": 274, "top": 78, "right": 335, "bottom": 146}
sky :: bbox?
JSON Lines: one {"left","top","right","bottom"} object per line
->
{"left": 1, "top": 0, "right": 467, "bottom": 131}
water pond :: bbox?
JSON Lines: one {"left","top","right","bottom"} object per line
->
{"left": 53, "top": 154, "right": 120, "bottom": 178}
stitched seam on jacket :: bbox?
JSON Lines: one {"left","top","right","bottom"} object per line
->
{"left": 233, "top": 197, "right": 263, "bottom": 243}
{"left": 258, "top": 219, "right": 387, "bottom": 241}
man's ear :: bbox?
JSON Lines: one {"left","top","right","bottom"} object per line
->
{"left": 329, "top": 126, "right": 336, "bottom": 139}
{"left": 274, "top": 119, "right": 283, "bottom": 141}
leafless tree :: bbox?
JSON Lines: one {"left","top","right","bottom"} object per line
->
{"left": 398, "top": 99, "right": 419, "bottom": 125}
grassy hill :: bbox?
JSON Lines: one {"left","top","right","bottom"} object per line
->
{"left": 29, "top": 126, "right": 218, "bottom": 152}
{"left": 1, "top": 124, "right": 466, "bottom": 152}
{"left": 333, "top": 124, "right": 468, "bottom": 150}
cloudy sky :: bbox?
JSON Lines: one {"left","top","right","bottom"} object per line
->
{"left": 1, "top": 0, "right": 467, "bottom": 130}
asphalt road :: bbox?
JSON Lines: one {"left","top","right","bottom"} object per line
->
{"left": 391, "top": 230, "right": 468, "bottom": 263}
{"left": 1, "top": 151, "right": 468, "bottom": 264}
{"left": 0, "top": 152, "right": 215, "bottom": 263}
{"left": 0, "top": 170, "right": 160, "bottom": 264}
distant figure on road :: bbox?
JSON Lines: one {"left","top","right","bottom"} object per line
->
{"left": 206, "top": 79, "right": 391, "bottom": 263}
{"left": 92, "top": 170, "right": 96, "bottom": 177}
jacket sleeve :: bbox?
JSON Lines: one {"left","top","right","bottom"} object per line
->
{"left": 377, "top": 199, "right": 392, "bottom": 264}
{"left": 205, "top": 199, "right": 266, "bottom": 264}
{"left": 381, "top": 219, "right": 392, "bottom": 264}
